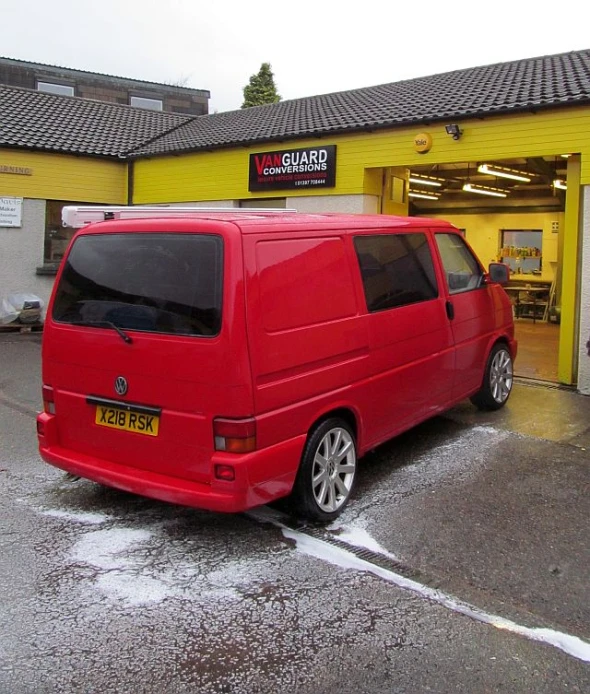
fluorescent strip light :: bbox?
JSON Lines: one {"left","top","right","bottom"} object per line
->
{"left": 408, "top": 176, "right": 443, "bottom": 187}
{"left": 553, "top": 179, "right": 567, "bottom": 190}
{"left": 463, "top": 183, "right": 507, "bottom": 198}
{"left": 477, "top": 164, "right": 531, "bottom": 182}
{"left": 408, "top": 190, "right": 440, "bottom": 200}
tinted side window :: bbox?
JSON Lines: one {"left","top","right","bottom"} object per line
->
{"left": 435, "top": 233, "right": 483, "bottom": 294}
{"left": 53, "top": 233, "right": 223, "bottom": 336}
{"left": 354, "top": 233, "right": 438, "bottom": 312}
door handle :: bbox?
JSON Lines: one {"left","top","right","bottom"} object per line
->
{"left": 446, "top": 300, "right": 455, "bottom": 320}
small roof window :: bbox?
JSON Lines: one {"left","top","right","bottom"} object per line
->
{"left": 37, "top": 81, "right": 75, "bottom": 97}
{"left": 130, "top": 96, "right": 163, "bottom": 111}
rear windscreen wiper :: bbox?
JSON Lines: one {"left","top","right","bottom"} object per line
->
{"left": 67, "top": 320, "right": 133, "bottom": 344}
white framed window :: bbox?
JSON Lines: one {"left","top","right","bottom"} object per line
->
{"left": 130, "top": 96, "right": 163, "bottom": 111}
{"left": 37, "top": 81, "right": 75, "bottom": 97}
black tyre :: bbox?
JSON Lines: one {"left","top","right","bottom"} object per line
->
{"left": 470, "top": 343, "right": 513, "bottom": 411}
{"left": 290, "top": 418, "right": 357, "bottom": 522}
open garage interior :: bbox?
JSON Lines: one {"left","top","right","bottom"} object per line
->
{"left": 406, "top": 156, "right": 568, "bottom": 215}
{"left": 407, "top": 156, "right": 570, "bottom": 383}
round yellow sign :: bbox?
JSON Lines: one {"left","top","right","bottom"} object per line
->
{"left": 414, "top": 133, "right": 433, "bottom": 154}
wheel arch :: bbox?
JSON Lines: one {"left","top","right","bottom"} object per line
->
{"left": 290, "top": 406, "right": 360, "bottom": 522}
{"left": 492, "top": 331, "right": 518, "bottom": 360}
{"left": 477, "top": 334, "right": 515, "bottom": 388}
{"left": 306, "top": 406, "right": 359, "bottom": 446}
{"left": 471, "top": 337, "right": 514, "bottom": 411}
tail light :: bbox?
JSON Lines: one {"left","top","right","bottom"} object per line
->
{"left": 213, "top": 417, "right": 256, "bottom": 453}
{"left": 42, "top": 385, "right": 56, "bottom": 414}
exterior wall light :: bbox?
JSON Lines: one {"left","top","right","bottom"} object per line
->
{"left": 445, "top": 124, "right": 462, "bottom": 140}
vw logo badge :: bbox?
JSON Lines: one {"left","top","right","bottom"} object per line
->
{"left": 114, "top": 376, "right": 128, "bottom": 396}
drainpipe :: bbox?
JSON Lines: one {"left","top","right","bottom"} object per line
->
{"left": 127, "top": 161, "right": 134, "bottom": 205}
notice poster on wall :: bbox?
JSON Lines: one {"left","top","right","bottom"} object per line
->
{"left": 249, "top": 145, "right": 336, "bottom": 192}
{"left": 0, "top": 197, "right": 23, "bottom": 227}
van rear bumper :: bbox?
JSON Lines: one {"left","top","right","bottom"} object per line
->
{"left": 37, "top": 414, "right": 306, "bottom": 513}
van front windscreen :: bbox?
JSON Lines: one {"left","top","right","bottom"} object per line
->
{"left": 52, "top": 233, "right": 223, "bottom": 336}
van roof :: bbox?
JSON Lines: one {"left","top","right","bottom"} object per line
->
{"left": 233, "top": 213, "right": 455, "bottom": 234}
{"left": 228, "top": 213, "right": 457, "bottom": 235}
{"left": 72, "top": 210, "right": 457, "bottom": 236}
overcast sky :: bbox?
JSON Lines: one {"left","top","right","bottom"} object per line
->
{"left": 3, "top": 1, "right": 589, "bottom": 113}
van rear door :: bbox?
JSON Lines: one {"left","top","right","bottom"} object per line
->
{"left": 42, "top": 220, "right": 252, "bottom": 486}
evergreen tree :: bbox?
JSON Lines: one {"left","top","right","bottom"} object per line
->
{"left": 241, "top": 63, "right": 281, "bottom": 109}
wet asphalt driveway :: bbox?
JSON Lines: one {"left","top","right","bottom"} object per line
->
{"left": 1, "top": 333, "right": 589, "bottom": 693}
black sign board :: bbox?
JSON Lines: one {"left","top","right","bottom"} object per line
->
{"left": 248, "top": 145, "right": 336, "bottom": 192}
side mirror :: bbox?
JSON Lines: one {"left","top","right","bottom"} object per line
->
{"left": 488, "top": 262, "right": 510, "bottom": 285}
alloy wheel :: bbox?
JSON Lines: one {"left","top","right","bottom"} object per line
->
{"left": 490, "top": 349, "right": 513, "bottom": 403}
{"left": 311, "top": 427, "right": 356, "bottom": 513}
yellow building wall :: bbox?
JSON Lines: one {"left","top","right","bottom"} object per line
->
{"left": 559, "top": 155, "right": 582, "bottom": 383}
{"left": 133, "top": 105, "right": 589, "bottom": 385}
{"left": 133, "top": 105, "right": 590, "bottom": 203}
{"left": 426, "top": 211, "right": 563, "bottom": 285}
{"left": 0, "top": 149, "right": 127, "bottom": 202}
{"left": 381, "top": 167, "right": 410, "bottom": 216}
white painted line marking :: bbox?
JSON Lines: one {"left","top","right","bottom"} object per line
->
{"left": 283, "top": 527, "right": 590, "bottom": 663}
{"left": 328, "top": 522, "right": 399, "bottom": 561}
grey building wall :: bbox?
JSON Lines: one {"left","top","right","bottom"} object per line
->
{"left": 577, "top": 187, "right": 590, "bottom": 394}
{"left": 0, "top": 199, "right": 54, "bottom": 316}
{"left": 168, "top": 195, "right": 379, "bottom": 213}
{"left": 287, "top": 195, "right": 379, "bottom": 214}
{"left": 0, "top": 58, "right": 210, "bottom": 115}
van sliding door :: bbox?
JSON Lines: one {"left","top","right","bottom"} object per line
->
{"left": 354, "top": 232, "right": 455, "bottom": 442}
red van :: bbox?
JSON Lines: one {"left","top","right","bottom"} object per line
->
{"left": 37, "top": 207, "right": 516, "bottom": 521}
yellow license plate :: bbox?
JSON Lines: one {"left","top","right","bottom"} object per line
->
{"left": 95, "top": 406, "right": 159, "bottom": 437}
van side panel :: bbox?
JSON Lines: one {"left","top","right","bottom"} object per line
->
{"left": 244, "top": 233, "right": 369, "bottom": 445}
{"left": 360, "top": 298, "right": 455, "bottom": 445}
{"left": 245, "top": 233, "right": 369, "bottom": 405}
{"left": 245, "top": 228, "right": 457, "bottom": 456}
{"left": 445, "top": 286, "right": 507, "bottom": 398}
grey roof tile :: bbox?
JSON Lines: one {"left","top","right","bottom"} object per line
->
{"left": 0, "top": 85, "right": 191, "bottom": 157}
{"left": 132, "top": 49, "right": 590, "bottom": 156}
{"left": 1, "top": 50, "right": 590, "bottom": 160}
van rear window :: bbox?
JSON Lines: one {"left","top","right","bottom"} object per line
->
{"left": 52, "top": 233, "right": 223, "bottom": 336}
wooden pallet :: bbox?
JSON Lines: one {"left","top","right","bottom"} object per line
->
{"left": 0, "top": 322, "right": 44, "bottom": 334}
